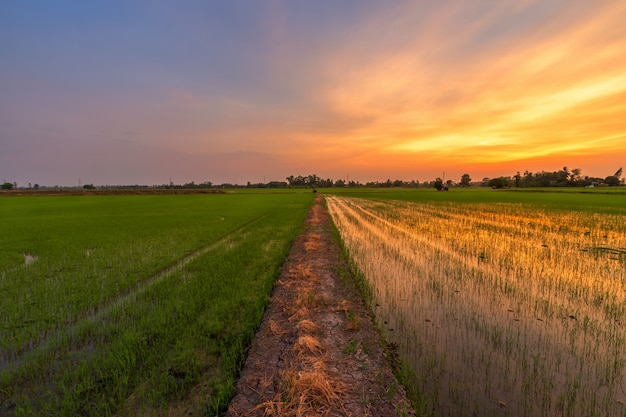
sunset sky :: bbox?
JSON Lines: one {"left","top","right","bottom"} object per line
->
{"left": 2, "top": 1, "right": 625, "bottom": 186}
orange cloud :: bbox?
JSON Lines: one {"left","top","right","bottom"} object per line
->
{"left": 124, "top": 1, "right": 626, "bottom": 183}
{"left": 296, "top": 0, "right": 626, "bottom": 178}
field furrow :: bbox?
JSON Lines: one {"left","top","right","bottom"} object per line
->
{"left": 2, "top": 209, "right": 273, "bottom": 370}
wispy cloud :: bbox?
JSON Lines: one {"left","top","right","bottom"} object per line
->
{"left": 295, "top": 0, "right": 626, "bottom": 175}
{"left": 1, "top": 1, "right": 624, "bottom": 184}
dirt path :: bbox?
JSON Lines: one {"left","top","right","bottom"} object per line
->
{"left": 226, "top": 195, "right": 415, "bottom": 417}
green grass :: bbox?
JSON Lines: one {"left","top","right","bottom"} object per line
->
{"left": 324, "top": 187, "right": 626, "bottom": 214}
{"left": 0, "top": 192, "right": 314, "bottom": 416}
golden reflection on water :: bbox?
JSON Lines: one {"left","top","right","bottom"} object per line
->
{"left": 327, "top": 196, "right": 626, "bottom": 417}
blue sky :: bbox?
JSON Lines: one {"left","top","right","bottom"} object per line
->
{"left": 2, "top": 1, "right": 625, "bottom": 186}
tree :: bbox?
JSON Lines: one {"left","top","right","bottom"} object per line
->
{"left": 615, "top": 167, "right": 623, "bottom": 178}
{"left": 1, "top": 182, "right": 14, "bottom": 190}
{"left": 488, "top": 177, "right": 510, "bottom": 189}
{"left": 569, "top": 168, "right": 582, "bottom": 186}
{"left": 460, "top": 173, "right": 471, "bottom": 187}
{"left": 522, "top": 170, "right": 534, "bottom": 187}
{"left": 605, "top": 175, "right": 620, "bottom": 186}
{"left": 433, "top": 178, "right": 444, "bottom": 191}
{"left": 286, "top": 175, "right": 305, "bottom": 186}
{"left": 557, "top": 166, "right": 570, "bottom": 185}
{"left": 306, "top": 174, "right": 321, "bottom": 187}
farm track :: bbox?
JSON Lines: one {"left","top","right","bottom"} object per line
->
{"left": 2, "top": 210, "right": 275, "bottom": 373}
{"left": 226, "top": 195, "right": 415, "bottom": 417}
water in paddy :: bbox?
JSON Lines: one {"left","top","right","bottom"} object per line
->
{"left": 327, "top": 196, "right": 626, "bottom": 417}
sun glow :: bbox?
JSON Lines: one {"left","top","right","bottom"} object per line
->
{"left": 2, "top": 1, "right": 626, "bottom": 185}
{"left": 377, "top": 70, "right": 626, "bottom": 166}
{"left": 310, "top": 1, "right": 626, "bottom": 177}
{"left": 507, "top": 75, "right": 626, "bottom": 125}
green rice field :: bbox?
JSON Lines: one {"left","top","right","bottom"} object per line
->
{"left": 326, "top": 188, "right": 626, "bottom": 416}
{"left": 0, "top": 192, "right": 314, "bottom": 416}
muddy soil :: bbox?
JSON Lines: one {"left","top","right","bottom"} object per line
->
{"left": 226, "top": 195, "right": 415, "bottom": 417}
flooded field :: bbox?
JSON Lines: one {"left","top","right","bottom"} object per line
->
{"left": 327, "top": 194, "right": 626, "bottom": 417}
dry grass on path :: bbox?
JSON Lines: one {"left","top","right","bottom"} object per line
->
{"left": 226, "top": 195, "right": 415, "bottom": 417}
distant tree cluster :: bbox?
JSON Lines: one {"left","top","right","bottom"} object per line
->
{"left": 286, "top": 174, "right": 328, "bottom": 187}
{"left": 285, "top": 174, "right": 421, "bottom": 188}
{"left": 433, "top": 178, "right": 446, "bottom": 191}
{"left": 482, "top": 167, "right": 623, "bottom": 189}
{"left": 365, "top": 179, "right": 421, "bottom": 188}
{"left": 164, "top": 181, "right": 215, "bottom": 189}
{"left": 285, "top": 174, "right": 353, "bottom": 188}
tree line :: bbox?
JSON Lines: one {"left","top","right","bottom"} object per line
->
{"left": 284, "top": 167, "right": 623, "bottom": 190}
{"left": 485, "top": 167, "right": 623, "bottom": 189}
{"left": 2, "top": 167, "right": 622, "bottom": 192}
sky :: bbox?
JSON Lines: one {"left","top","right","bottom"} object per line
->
{"left": 1, "top": 1, "right": 625, "bottom": 186}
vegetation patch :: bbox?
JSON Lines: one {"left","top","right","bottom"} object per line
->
{"left": 327, "top": 190, "right": 626, "bottom": 417}
{"left": 0, "top": 192, "right": 314, "bottom": 416}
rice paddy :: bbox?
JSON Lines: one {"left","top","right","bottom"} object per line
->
{"left": 0, "top": 192, "right": 314, "bottom": 416}
{"left": 326, "top": 190, "right": 626, "bottom": 417}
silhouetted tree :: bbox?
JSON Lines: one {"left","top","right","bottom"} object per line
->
{"left": 460, "top": 173, "right": 471, "bottom": 187}
{"left": 488, "top": 177, "right": 510, "bottom": 188}
{"left": 557, "top": 167, "right": 570, "bottom": 185}
{"left": 568, "top": 168, "right": 582, "bottom": 186}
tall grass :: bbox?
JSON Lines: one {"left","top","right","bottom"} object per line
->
{"left": 327, "top": 193, "right": 626, "bottom": 417}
